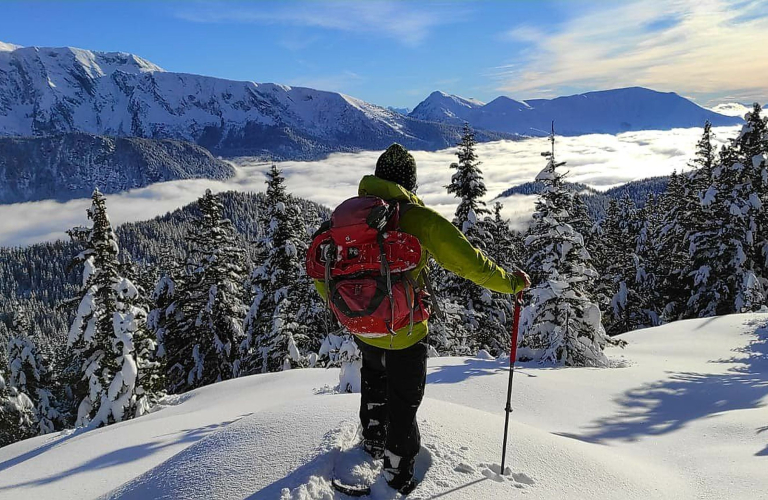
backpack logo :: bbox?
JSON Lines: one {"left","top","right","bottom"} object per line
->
{"left": 306, "top": 196, "right": 430, "bottom": 338}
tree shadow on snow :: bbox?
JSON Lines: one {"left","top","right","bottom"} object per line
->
{"left": 0, "top": 392, "right": 198, "bottom": 474}
{"left": 0, "top": 417, "right": 243, "bottom": 490}
{"left": 557, "top": 322, "right": 768, "bottom": 450}
{"left": 758, "top": 426, "right": 768, "bottom": 457}
{"left": 427, "top": 359, "right": 506, "bottom": 385}
{"left": 427, "top": 358, "right": 541, "bottom": 385}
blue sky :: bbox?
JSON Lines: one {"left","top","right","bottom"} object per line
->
{"left": 1, "top": 0, "right": 766, "bottom": 108}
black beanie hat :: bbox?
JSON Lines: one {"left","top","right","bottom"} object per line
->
{"left": 375, "top": 143, "right": 417, "bottom": 192}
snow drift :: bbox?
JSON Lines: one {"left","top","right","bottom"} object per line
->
{"left": 0, "top": 313, "right": 765, "bottom": 499}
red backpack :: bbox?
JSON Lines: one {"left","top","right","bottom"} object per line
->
{"left": 306, "top": 196, "right": 430, "bottom": 338}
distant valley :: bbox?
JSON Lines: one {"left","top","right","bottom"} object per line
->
{"left": 0, "top": 133, "right": 234, "bottom": 204}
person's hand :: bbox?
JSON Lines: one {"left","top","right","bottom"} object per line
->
{"left": 513, "top": 270, "right": 531, "bottom": 291}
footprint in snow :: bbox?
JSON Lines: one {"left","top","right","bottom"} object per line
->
{"left": 479, "top": 463, "right": 535, "bottom": 488}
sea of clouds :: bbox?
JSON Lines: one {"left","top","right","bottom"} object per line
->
{"left": 0, "top": 126, "right": 739, "bottom": 247}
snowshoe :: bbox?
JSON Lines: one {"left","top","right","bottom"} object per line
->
{"left": 331, "top": 478, "right": 372, "bottom": 497}
{"left": 332, "top": 441, "right": 382, "bottom": 497}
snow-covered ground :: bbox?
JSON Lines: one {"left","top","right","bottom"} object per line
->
{"left": 0, "top": 126, "right": 740, "bottom": 246}
{"left": 0, "top": 313, "right": 765, "bottom": 499}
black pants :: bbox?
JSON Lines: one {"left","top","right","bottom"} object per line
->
{"left": 355, "top": 338, "right": 428, "bottom": 461}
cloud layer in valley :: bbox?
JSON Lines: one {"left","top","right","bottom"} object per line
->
{"left": 0, "top": 126, "right": 739, "bottom": 247}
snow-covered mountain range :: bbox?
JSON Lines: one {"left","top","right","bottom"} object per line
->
{"left": 0, "top": 133, "right": 234, "bottom": 204}
{"left": 0, "top": 43, "right": 511, "bottom": 159}
{"left": 410, "top": 88, "right": 742, "bottom": 136}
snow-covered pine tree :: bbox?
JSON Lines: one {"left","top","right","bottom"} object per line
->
{"left": 149, "top": 248, "right": 185, "bottom": 393}
{"left": 520, "top": 128, "right": 612, "bottom": 367}
{"left": 687, "top": 137, "right": 764, "bottom": 316}
{"left": 734, "top": 105, "right": 768, "bottom": 302}
{"left": 318, "top": 333, "right": 361, "bottom": 393}
{"left": 678, "top": 124, "right": 718, "bottom": 319}
{"left": 633, "top": 195, "right": 662, "bottom": 327}
{"left": 148, "top": 274, "right": 174, "bottom": 365}
{"left": 667, "top": 126, "right": 718, "bottom": 320}
{"left": 440, "top": 124, "right": 509, "bottom": 355}
{"left": 242, "top": 166, "right": 315, "bottom": 373}
{"left": 571, "top": 193, "right": 596, "bottom": 252}
{"left": 447, "top": 123, "right": 491, "bottom": 242}
{"left": 166, "top": 190, "right": 247, "bottom": 391}
{"left": 426, "top": 260, "right": 473, "bottom": 356}
{"left": 0, "top": 368, "right": 37, "bottom": 447}
{"left": 6, "top": 311, "right": 59, "bottom": 435}
{"left": 486, "top": 202, "right": 523, "bottom": 271}
{"left": 592, "top": 196, "right": 647, "bottom": 334}
{"left": 67, "top": 189, "right": 158, "bottom": 427}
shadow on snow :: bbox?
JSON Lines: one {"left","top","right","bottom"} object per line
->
{"left": 247, "top": 441, "right": 434, "bottom": 499}
{"left": 426, "top": 358, "right": 540, "bottom": 385}
{"left": 556, "top": 320, "right": 768, "bottom": 456}
{"left": 0, "top": 417, "right": 243, "bottom": 490}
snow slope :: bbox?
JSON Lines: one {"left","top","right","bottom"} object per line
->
{"left": 0, "top": 314, "right": 766, "bottom": 499}
{"left": 410, "top": 88, "right": 742, "bottom": 136}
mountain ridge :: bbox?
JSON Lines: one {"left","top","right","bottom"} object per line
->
{"left": 410, "top": 86, "right": 742, "bottom": 136}
{"left": 0, "top": 42, "right": 514, "bottom": 159}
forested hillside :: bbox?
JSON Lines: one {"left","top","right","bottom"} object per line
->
{"left": 0, "top": 133, "right": 235, "bottom": 203}
{"left": 1, "top": 106, "right": 766, "bottom": 449}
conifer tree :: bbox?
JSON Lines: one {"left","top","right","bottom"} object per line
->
{"left": 598, "top": 194, "right": 654, "bottom": 334}
{"left": 447, "top": 123, "right": 491, "bottom": 242}
{"left": 426, "top": 262, "right": 473, "bottom": 356}
{"left": 520, "top": 128, "right": 611, "bottom": 366}
{"left": 0, "top": 369, "right": 37, "bottom": 447}
{"left": 735, "top": 105, "right": 768, "bottom": 299}
{"left": 6, "top": 312, "right": 59, "bottom": 435}
{"left": 242, "top": 166, "right": 315, "bottom": 373}
{"left": 667, "top": 126, "right": 717, "bottom": 319}
{"left": 687, "top": 136, "right": 765, "bottom": 316}
{"left": 166, "top": 190, "right": 247, "bottom": 391}
{"left": 318, "top": 333, "right": 361, "bottom": 393}
{"left": 67, "top": 189, "right": 158, "bottom": 427}
{"left": 148, "top": 274, "right": 175, "bottom": 362}
{"left": 486, "top": 202, "right": 523, "bottom": 271}
{"left": 571, "top": 193, "right": 596, "bottom": 252}
{"left": 441, "top": 124, "right": 509, "bottom": 355}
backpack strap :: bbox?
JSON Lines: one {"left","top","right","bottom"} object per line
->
{"left": 422, "top": 269, "right": 444, "bottom": 321}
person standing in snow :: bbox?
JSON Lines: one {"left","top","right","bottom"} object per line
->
{"left": 314, "top": 143, "right": 530, "bottom": 494}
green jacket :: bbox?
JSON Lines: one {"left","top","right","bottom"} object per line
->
{"left": 315, "top": 175, "right": 526, "bottom": 350}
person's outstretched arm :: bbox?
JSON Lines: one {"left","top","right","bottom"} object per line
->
{"left": 400, "top": 206, "right": 528, "bottom": 294}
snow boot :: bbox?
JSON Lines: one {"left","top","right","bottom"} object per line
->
{"left": 383, "top": 451, "right": 417, "bottom": 495}
{"left": 363, "top": 439, "right": 385, "bottom": 460}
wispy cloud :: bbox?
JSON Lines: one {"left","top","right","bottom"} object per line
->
{"left": 495, "top": 0, "right": 768, "bottom": 104}
{"left": 0, "top": 126, "right": 740, "bottom": 247}
{"left": 175, "top": 1, "right": 466, "bottom": 46}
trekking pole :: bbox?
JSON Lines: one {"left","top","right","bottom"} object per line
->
{"left": 500, "top": 291, "right": 524, "bottom": 475}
